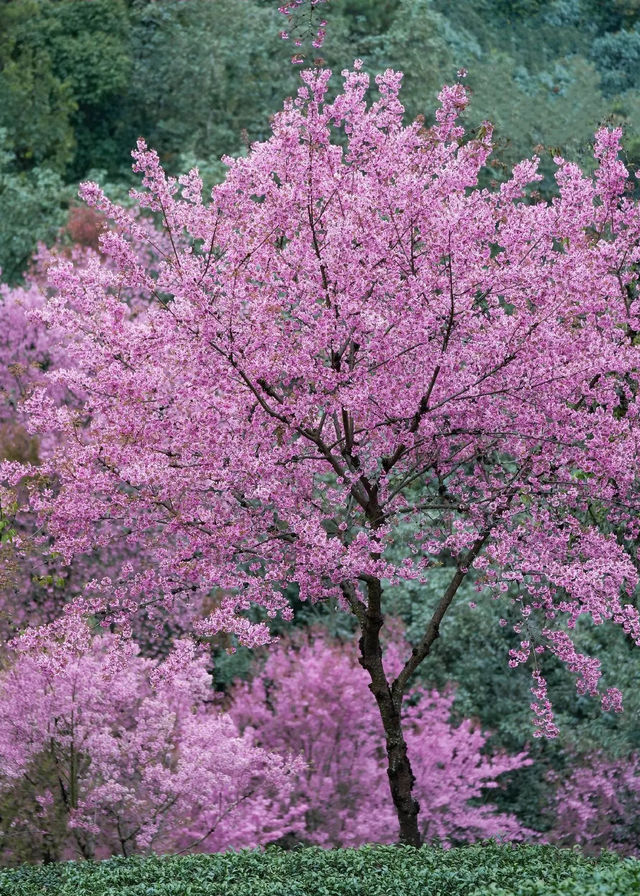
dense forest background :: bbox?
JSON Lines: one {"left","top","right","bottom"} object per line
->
{"left": 3, "top": 0, "right": 640, "bottom": 849}
{"left": 5, "top": 0, "right": 640, "bottom": 283}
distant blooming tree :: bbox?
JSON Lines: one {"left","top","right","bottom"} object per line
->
{"left": 0, "top": 265, "right": 57, "bottom": 441}
{"left": 5, "top": 62, "right": 640, "bottom": 845}
{"left": 230, "top": 633, "right": 531, "bottom": 847}
{"left": 0, "top": 623, "right": 304, "bottom": 863}
{"left": 0, "top": 259, "right": 69, "bottom": 631}
{"left": 548, "top": 753, "right": 640, "bottom": 857}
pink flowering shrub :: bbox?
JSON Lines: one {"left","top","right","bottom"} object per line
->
{"left": 0, "top": 272, "right": 58, "bottom": 445}
{"left": 0, "top": 622, "right": 304, "bottom": 863}
{"left": 231, "top": 633, "right": 532, "bottom": 847}
{"left": 548, "top": 753, "right": 640, "bottom": 857}
{"left": 0, "top": 260, "right": 71, "bottom": 633}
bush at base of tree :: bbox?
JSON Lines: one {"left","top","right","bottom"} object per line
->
{"left": 548, "top": 753, "right": 640, "bottom": 856}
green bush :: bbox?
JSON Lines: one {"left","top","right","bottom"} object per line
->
{"left": 0, "top": 845, "right": 638, "bottom": 896}
{"left": 0, "top": 131, "right": 70, "bottom": 284}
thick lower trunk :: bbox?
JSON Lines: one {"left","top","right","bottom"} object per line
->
{"left": 380, "top": 700, "right": 421, "bottom": 847}
{"left": 356, "top": 578, "right": 421, "bottom": 847}
{"left": 351, "top": 527, "right": 494, "bottom": 846}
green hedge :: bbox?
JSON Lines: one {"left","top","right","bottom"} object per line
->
{"left": 1, "top": 844, "right": 639, "bottom": 896}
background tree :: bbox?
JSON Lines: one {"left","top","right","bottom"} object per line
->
{"left": 6, "top": 0, "right": 640, "bottom": 281}
{"left": 547, "top": 752, "right": 640, "bottom": 856}
{"left": 231, "top": 632, "right": 530, "bottom": 848}
{"left": 0, "top": 624, "right": 304, "bottom": 863}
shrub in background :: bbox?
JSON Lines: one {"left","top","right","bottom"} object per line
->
{"left": 231, "top": 634, "right": 531, "bottom": 847}
{"left": 0, "top": 624, "right": 303, "bottom": 863}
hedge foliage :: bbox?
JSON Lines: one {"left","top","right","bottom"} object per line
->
{"left": 1, "top": 845, "right": 638, "bottom": 896}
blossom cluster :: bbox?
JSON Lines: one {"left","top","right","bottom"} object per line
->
{"left": 0, "top": 622, "right": 303, "bottom": 861}
{"left": 279, "top": 0, "right": 328, "bottom": 60}
{"left": 549, "top": 753, "right": 640, "bottom": 856}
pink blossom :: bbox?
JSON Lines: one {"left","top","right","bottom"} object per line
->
{"left": 549, "top": 753, "right": 640, "bottom": 856}
{"left": 0, "top": 630, "right": 303, "bottom": 861}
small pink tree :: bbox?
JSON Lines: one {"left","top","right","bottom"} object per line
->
{"left": 231, "top": 632, "right": 531, "bottom": 847}
{"left": 6, "top": 64, "right": 640, "bottom": 845}
{"left": 0, "top": 263, "right": 71, "bottom": 635}
{"left": 0, "top": 620, "right": 304, "bottom": 862}
{"left": 0, "top": 272, "right": 57, "bottom": 452}
{"left": 548, "top": 753, "right": 640, "bottom": 857}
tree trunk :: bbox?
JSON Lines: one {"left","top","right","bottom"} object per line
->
{"left": 357, "top": 576, "right": 421, "bottom": 847}
{"left": 378, "top": 692, "right": 421, "bottom": 847}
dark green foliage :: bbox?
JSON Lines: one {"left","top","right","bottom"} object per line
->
{"left": 583, "top": 0, "right": 640, "bottom": 31}
{"left": 0, "top": 2, "right": 76, "bottom": 173}
{"left": 127, "top": 0, "right": 296, "bottom": 167}
{"left": 43, "top": 1, "right": 131, "bottom": 108}
{"left": 6, "top": 0, "right": 640, "bottom": 278}
{"left": 38, "top": 0, "right": 134, "bottom": 179}
{"left": 0, "top": 845, "right": 637, "bottom": 895}
{"left": 0, "top": 0, "right": 132, "bottom": 177}
{"left": 0, "top": 0, "right": 134, "bottom": 274}
{"left": 0, "top": 132, "right": 70, "bottom": 284}
{"left": 338, "top": 0, "right": 402, "bottom": 37}
{"left": 486, "top": 0, "right": 551, "bottom": 18}
{"left": 592, "top": 27, "right": 640, "bottom": 96}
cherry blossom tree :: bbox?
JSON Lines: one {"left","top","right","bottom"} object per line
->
{"left": 0, "top": 622, "right": 304, "bottom": 863}
{"left": 231, "top": 632, "right": 531, "bottom": 847}
{"left": 5, "top": 62, "right": 640, "bottom": 846}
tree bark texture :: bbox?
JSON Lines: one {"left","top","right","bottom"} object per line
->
{"left": 357, "top": 576, "right": 422, "bottom": 847}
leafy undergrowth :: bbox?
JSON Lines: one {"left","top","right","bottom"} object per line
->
{"left": 1, "top": 844, "right": 639, "bottom": 896}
